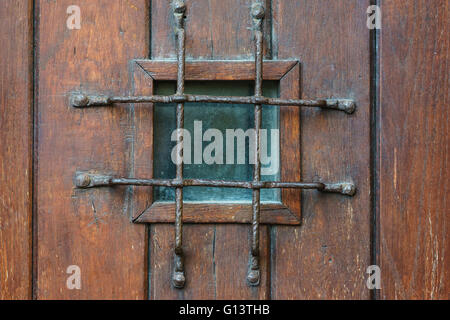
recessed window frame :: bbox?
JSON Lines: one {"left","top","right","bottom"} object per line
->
{"left": 132, "top": 59, "right": 301, "bottom": 225}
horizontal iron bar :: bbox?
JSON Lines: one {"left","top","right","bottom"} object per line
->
{"left": 70, "top": 93, "right": 356, "bottom": 114}
{"left": 74, "top": 172, "right": 356, "bottom": 196}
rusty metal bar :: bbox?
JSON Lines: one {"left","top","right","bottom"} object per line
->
{"left": 172, "top": 0, "right": 186, "bottom": 289}
{"left": 246, "top": 1, "right": 265, "bottom": 287}
{"left": 70, "top": 93, "right": 356, "bottom": 114}
{"left": 74, "top": 173, "right": 356, "bottom": 196}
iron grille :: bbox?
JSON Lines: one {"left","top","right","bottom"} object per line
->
{"left": 71, "top": 1, "right": 356, "bottom": 289}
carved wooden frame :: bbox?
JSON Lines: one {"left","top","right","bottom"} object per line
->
{"left": 131, "top": 59, "right": 301, "bottom": 225}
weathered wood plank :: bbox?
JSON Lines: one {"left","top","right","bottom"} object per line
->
{"left": 131, "top": 62, "right": 154, "bottom": 221}
{"left": 378, "top": 0, "right": 449, "bottom": 299}
{"left": 150, "top": 224, "right": 216, "bottom": 299}
{"left": 35, "top": 0, "right": 149, "bottom": 299}
{"left": 271, "top": 0, "right": 371, "bottom": 299}
{"left": 135, "top": 60, "right": 297, "bottom": 80}
{"left": 280, "top": 63, "right": 301, "bottom": 220}
{"left": 0, "top": 0, "right": 33, "bottom": 300}
{"left": 151, "top": 0, "right": 271, "bottom": 59}
{"left": 136, "top": 202, "right": 298, "bottom": 224}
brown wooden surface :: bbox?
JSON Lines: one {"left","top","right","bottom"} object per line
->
{"left": 271, "top": 0, "right": 371, "bottom": 299}
{"left": 151, "top": 0, "right": 271, "bottom": 60}
{"left": 0, "top": 0, "right": 33, "bottom": 300}
{"left": 136, "top": 60, "right": 297, "bottom": 81}
{"left": 1, "top": 0, "right": 448, "bottom": 301}
{"left": 280, "top": 63, "right": 301, "bottom": 220}
{"left": 131, "top": 62, "right": 154, "bottom": 221}
{"left": 149, "top": 0, "right": 271, "bottom": 300}
{"left": 136, "top": 202, "right": 298, "bottom": 224}
{"left": 378, "top": 0, "right": 449, "bottom": 299}
{"left": 35, "top": 0, "right": 149, "bottom": 299}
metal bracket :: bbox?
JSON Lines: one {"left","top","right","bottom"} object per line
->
{"left": 71, "top": 1, "right": 357, "bottom": 289}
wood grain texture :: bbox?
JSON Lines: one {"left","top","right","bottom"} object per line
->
{"left": 135, "top": 60, "right": 297, "bottom": 80}
{"left": 0, "top": 0, "right": 33, "bottom": 300}
{"left": 131, "top": 62, "right": 154, "bottom": 221}
{"left": 378, "top": 0, "right": 449, "bottom": 299}
{"left": 35, "top": 0, "right": 149, "bottom": 299}
{"left": 150, "top": 0, "right": 271, "bottom": 299}
{"left": 280, "top": 63, "right": 301, "bottom": 219}
{"left": 150, "top": 224, "right": 216, "bottom": 299}
{"left": 2, "top": 0, "right": 443, "bottom": 301}
{"left": 136, "top": 202, "right": 298, "bottom": 224}
{"left": 151, "top": 0, "right": 271, "bottom": 59}
{"left": 271, "top": 0, "right": 371, "bottom": 299}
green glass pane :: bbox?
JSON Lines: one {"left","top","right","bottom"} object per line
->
{"left": 154, "top": 81, "right": 280, "bottom": 203}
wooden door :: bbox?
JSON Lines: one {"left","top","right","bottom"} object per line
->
{"left": 0, "top": 0, "right": 448, "bottom": 300}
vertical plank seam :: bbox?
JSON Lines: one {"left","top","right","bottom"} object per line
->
{"left": 266, "top": 0, "right": 273, "bottom": 59}
{"left": 147, "top": 224, "right": 152, "bottom": 300}
{"left": 267, "top": 0, "right": 273, "bottom": 300}
{"left": 143, "top": 0, "right": 152, "bottom": 299}
{"left": 31, "top": 0, "right": 39, "bottom": 300}
{"left": 269, "top": 0, "right": 276, "bottom": 300}
{"left": 147, "top": 0, "right": 153, "bottom": 298}
{"left": 212, "top": 226, "right": 217, "bottom": 299}
{"left": 265, "top": 226, "right": 271, "bottom": 299}
{"left": 370, "top": 0, "right": 381, "bottom": 301}
{"left": 269, "top": 225, "right": 276, "bottom": 299}
{"left": 270, "top": 0, "right": 277, "bottom": 60}
{"left": 148, "top": 0, "right": 152, "bottom": 59}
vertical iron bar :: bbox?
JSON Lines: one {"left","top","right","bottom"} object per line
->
{"left": 247, "top": 2, "right": 265, "bottom": 286}
{"left": 172, "top": 0, "right": 186, "bottom": 289}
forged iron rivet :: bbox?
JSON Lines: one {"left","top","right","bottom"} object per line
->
{"left": 247, "top": 269, "right": 260, "bottom": 286}
{"left": 173, "top": 0, "right": 186, "bottom": 13}
{"left": 342, "top": 100, "right": 356, "bottom": 114}
{"left": 75, "top": 173, "right": 91, "bottom": 188}
{"left": 173, "top": 271, "right": 186, "bottom": 289}
{"left": 251, "top": 2, "right": 265, "bottom": 19}
{"left": 70, "top": 93, "right": 89, "bottom": 108}
{"left": 342, "top": 183, "right": 356, "bottom": 196}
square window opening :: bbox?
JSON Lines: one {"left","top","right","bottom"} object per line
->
{"left": 153, "top": 80, "right": 280, "bottom": 203}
